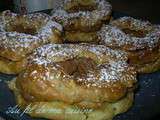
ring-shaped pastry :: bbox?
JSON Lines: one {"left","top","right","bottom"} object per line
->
{"left": 9, "top": 79, "right": 134, "bottom": 120}
{"left": 0, "top": 10, "right": 63, "bottom": 74}
{"left": 52, "top": 0, "right": 112, "bottom": 32}
{"left": 14, "top": 44, "right": 136, "bottom": 106}
{"left": 98, "top": 17, "right": 160, "bottom": 73}
{"left": 9, "top": 44, "right": 136, "bottom": 120}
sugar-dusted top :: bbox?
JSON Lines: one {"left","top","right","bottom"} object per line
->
{"left": 52, "top": 0, "right": 112, "bottom": 26}
{"left": 111, "top": 16, "right": 153, "bottom": 31}
{"left": 29, "top": 44, "right": 136, "bottom": 88}
{"left": 31, "top": 44, "right": 127, "bottom": 65}
{"left": 98, "top": 17, "right": 160, "bottom": 50}
{"left": 0, "top": 10, "right": 62, "bottom": 61}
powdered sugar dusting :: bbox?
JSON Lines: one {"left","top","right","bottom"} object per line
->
{"left": 0, "top": 32, "right": 39, "bottom": 49}
{"left": 38, "top": 20, "right": 63, "bottom": 41}
{"left": 29, "top": 44, "right": 136, "bottom": 88}
{"left": 1, "top": 10, "right": 50, "bottom": 31}
{"left": 0, "top": 10, "right": 62, "bottom": 60}
{"left": 0, "top": 16, "right": 5, "bottom": 32}
{"left": 111, "top": 16, "right": 153, "bottom": 31}
{"left": 31, "top": 44, "right": 127, "bottom": 65}
{"left": 88, "top": 45, "right": 127, "bottom": 60}
{"left": 99, "top": 61, "right": 133, "bottom": 82}
{"left": 77, "top": 59, "right": 136, "bottom": 88}
{"left": 98, "top": 25, "right": 130, "bottom": 47}
{"left": 98, "top": 17, "right": 160, "bottom": 50}
{"left": 52, "top": 0, "right": 112, "bottom": 27}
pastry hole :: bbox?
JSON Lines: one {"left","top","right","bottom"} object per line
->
{"left": 56, "top": 57, "right": 97, "bottom": 78}
{"left": 122, "top": 28, "right": 148, "bottom": 38}
{"left": 64, "top": 0, "right": 97, "bottom": 12}
{"left": 6, "top": 24, "right": 37, "bottom": 35}
{"left": 66, "top": 5, "right": 97, "bottom": 12}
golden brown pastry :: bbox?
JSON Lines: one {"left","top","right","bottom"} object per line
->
{"left": 64, "top": 0, "right": 99, "bottom": 12}
{"left": 52, "top": 0, "right": 112, "bottom": 32}
{"left": 8, "top": 44, "right": 137, "bottom": 120}
{"left": 9, "top": 79, "right": 134, "bottom": 120}
{"left": 64, "top": 31, "right": 99, "bottom": 43}
{"left": 0, "top": 10, "right": 63, "bottom": 74}
{"left": 98, "top": 17, "right": 160, "bottom": 73}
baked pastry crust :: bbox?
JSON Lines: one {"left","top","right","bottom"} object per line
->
{"left": 52, "top": 0, "right": 112, "bottom": 32}
{"left": 98, "top": 17, "right": 160, "bottom": 73}
{"left": 64, "top": 0, "right": 98, "bottom": 12}
{"left": 15, "top": 44, "right": 136, "bottom": 108}
{"left": 8, "top": 78, "right": 134, "bottom": 120}
{"left": 64, "top": 31, "right": 99, "bottom": 43}
{"left": 0, "top": 57, "right": 27, "bottom": 74}
{"left": 8, "top": 44, "right": 136, "bottom": 120}
{"left": 0, "top": 10, "right": 63, "bottom": 74}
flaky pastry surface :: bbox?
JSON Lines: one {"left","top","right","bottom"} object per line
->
{"left": 52, "top": 0, "right": 112, "bottom": 32}
{"left": 15, "top": 44, "right": 136, "bottom": 107}
{"left": 98, "top": 17, "right": 160, "bottom": 73}
{"left": 0, "top": 10, "right": 63, "bottom": 74}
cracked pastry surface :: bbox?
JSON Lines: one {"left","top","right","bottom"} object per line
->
{"left": 52, "top": 0, "right": 112, "bottom": 32}
{"left": 9, "top": 78, "right": 134, "bottom": 120}
{"left": 8, "top": 44, "right": 137, "bottom": 120}
{"left": 64, "top": 31, "right": 99, "bottom": 43}
{"left": 0, "top": 10, "right": 63, "bottom": 74}
{"left": 98, "top": 17, "right": 160, "bottom": 73}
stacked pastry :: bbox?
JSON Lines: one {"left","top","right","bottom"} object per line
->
{"left": 0, "top": 10, "right": 63, "bottom": 74}
{"left": 98, "top": 17, "right": 160, "bottom": 73}
{"left": 52, "top": 0, "right": 112, "bottom": 43}
{"left": 8, "top": 44, "right": 137, "bottom": 120}
{"left": 0, "top": 0, "right": 159, "bottom": 120}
